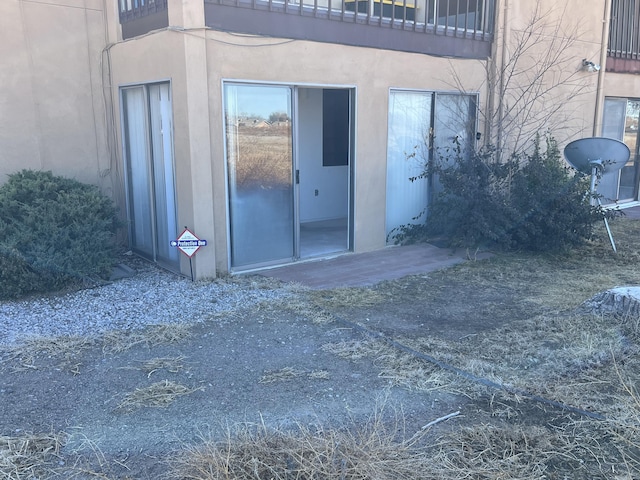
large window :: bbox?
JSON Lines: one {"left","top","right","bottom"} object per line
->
{"left": 609, "top": 0, "right": 640, "bottom": 59}
{"left": 121, "top": 83, "right": 179, "bottom": 268}
{"left": 385, "top": 90, "right": 477, "bottom": 240}
{"left": 601, "top": 97, "right": 640, "bottom": 204}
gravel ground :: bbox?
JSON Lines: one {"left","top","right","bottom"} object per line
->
{"left": 0, "top": 258, "right": 296, "bottom": 346}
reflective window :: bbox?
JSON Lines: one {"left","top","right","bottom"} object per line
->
{"left": 121, "top": 83, "right": 179, "bottom": 268}
{"left": 602, "top": 97, "right": 640, "bottom": 203}
{"left": 386, "top": 90, "right": 477, "bottom": 240}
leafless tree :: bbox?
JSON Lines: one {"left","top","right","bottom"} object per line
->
{"left": 449, "top": 1, "right": 596, "bottom": 161}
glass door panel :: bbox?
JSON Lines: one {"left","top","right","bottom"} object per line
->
{"left": 620, "top": 100, "right": 640, "bottom": 201}
{"left": 148, "top": 84, "right": 179, "bottom": 264}
{"left": 432, "top": 93, "right": 476, "bottom": 196}
{"left": 385, "top": 91, "right": 432, "bottom": 241}
{"left": 122, "top": 87, "right": 154, "bottom": 256}
{"left": 601, "top": 98, "right": 627, "bottom": 202}
{"left": 122, "top": 83, "right": 179, "bottom": 269}
{"left": 225, "top": 84, "right": 295, "bottom": 268}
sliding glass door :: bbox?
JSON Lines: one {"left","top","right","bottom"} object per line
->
{"left": 225, "top": 84, "right": 354, "bottom": 269}
{"left": 385, "top": 91, "right": 432, "bottom": 239}
{"left": 121, "top": 83, "right": 178, "bottom": 268}
{"left": 225, "top": 84, "right": 295, "bottom": 268}
{"left": 602, "top": 97, "right": 640, "bottom": 204}
{"left": 386, "top": 90, "right": 477, "bottom": 241}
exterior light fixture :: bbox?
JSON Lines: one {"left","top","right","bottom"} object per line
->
{"left": 582, "top": 59, "right": 601, "bottom": 72}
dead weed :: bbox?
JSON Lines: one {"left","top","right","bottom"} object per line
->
{"left": 0, "top": 432, "right": 63, "bottom": 479}
{"left": 168, "top": 402, "right": 431, "bottom": 480}
{"left": 259, "top": 367, "right": 330, "bottom": 383}
{"left": 117, "top": 380, "right": 202, "bottom": 412}
{"left": 102, "top": 323, "right": 191, "bottom": 354}
{"left": 139, "top": 356, "right": 187, "bottom": 377}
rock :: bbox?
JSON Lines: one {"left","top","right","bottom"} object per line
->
{"left": 582, "top": 286, "right": 640, "bottom": 316}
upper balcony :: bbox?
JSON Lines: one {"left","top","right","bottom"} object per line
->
{"left": 607, "top": 0, "right": 640, "bottom": 73}
{"left": 119, "top": 0, "right": 169, "bottom": 40}
{"left": 119, "top": 0, "right": 495, "bottom": 59}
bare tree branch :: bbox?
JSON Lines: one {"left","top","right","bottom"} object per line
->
{"left": 446, "top": 0, "right": 596, "bottom": 160}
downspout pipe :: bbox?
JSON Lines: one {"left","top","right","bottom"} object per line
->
{"left": 496, "top": 0, "right": 510, "bottom": 158}
{"left": 593, "top": 0, "right": 612, "bottom": 136}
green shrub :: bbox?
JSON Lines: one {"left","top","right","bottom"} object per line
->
{"left": 0, "top": 170, "right": 120, "bottom": 299}
{"left": 508, "top": 136, "right": 604, "bottom": 251}
{"left": 391, "top": 134, "right": 612, "bottom": 252}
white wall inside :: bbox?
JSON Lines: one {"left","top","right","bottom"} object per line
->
{"left": 297, "top": 88, "right": 349, "bottom": 223}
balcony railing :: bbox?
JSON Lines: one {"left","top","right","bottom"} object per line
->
{"left": 119, "top": 0, "right": 169, "bottom": 38}
{"left": 607, "top": 0, "right": 640, "bottom": 73}
{"left": 119, "top": 0, "right": 494, "bottom": 58}
{"left": 119, "top": 0, "right": 168, "bottom": 21}
{"left": 205, "top": 0, "right": 494, "bottom": 58}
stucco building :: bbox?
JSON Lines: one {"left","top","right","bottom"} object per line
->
{"left": 2, "top": 0, "right": 639, "bottom": 278}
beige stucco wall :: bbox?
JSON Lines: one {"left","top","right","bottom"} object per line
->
{"left": 204, "top": 32, "right": 488, "bottom": 269}
{"left": 106, "top": 0, "right": 640, "bottom": 278}
{"left": 490, "top": 0, "right": 608, "bottom": 152}
{"left": 108, "top": 23, "right": 488, "bottom": 276}
{"left": 5, "top": 0, "right": 640, "bottom": 278}
{"left": 108, "top": 29, "right": 217, "bottom": 278}
{"left": 603, "top": 72, "right": 640, "bottom": 99}
{"left": 0, "top": 0, "right": 112, "bottom": 193}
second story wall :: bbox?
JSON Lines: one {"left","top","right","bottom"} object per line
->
{"left": 1, "top": 0, "right": 112, "bottom": 192}
{"left": 486, "top": 0, "right": 607, "bottom": 155}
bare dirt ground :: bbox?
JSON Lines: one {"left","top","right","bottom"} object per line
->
{"left": 0, "top": 285, "right": 465, "bottom": 479}
{"left": 1, "top": 219, "right": 640, "bottom": 479}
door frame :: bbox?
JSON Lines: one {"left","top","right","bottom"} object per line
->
{"left": 120, "top": 80, "right": 180, "bottom": 271}
{"left": 222, "top": 80, "right": 356, "bottom": 272}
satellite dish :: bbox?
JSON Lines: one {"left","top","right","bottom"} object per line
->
{"left": 563, "top": 137, "right": 630, "bottom": 253}
{"left": 564, "top": 137, "right": 629, "bottom": 175}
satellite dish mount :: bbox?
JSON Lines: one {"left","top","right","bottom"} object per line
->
{"left": 563, "top": 137, "right": 630, "bottom": 253}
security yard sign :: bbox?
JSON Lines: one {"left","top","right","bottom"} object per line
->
{"left": 170, "top": 228, "right": 207, "bottom": 257}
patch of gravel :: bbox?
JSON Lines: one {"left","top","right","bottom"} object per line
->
{"left": 0, "top": 260, "right": 299, "bottom": 346}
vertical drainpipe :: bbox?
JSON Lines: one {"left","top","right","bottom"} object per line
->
{"left": 495, "top": 0, "right": 509, "bottom": 158}
{"left": 593, "top": 0, "right": 612, "bottom": 136}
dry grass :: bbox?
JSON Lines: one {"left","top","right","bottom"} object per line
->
{"left": 168, "top": 403, "right": 432, "bottom": 480}
{"left": 321, "top": 313, "right": 635, "bottom": 418}
{"left": 117, "top": 380, "right": 201, "bottom": 412}
{"left": 259, "top": 367, "right": 330, "bottom": 383}
{"left": 0, "top": 324, "right": 192, "bottom": 373}
{"left": 321, "top": 339, "right": 461, "bottom": 393}
{"left": 310, "top": 287, "right": 386, "bottom": 310}
{"left": 102, "top": 323, "right": 192, "bottom": 354}
{"left": 306, "top": 223, "right": 640, "bottom": 478}
{"left": 0, "top": 433, "right": 63, "bottom": 479}
{"left": 1, "top": 335, "right": 94, "bottom": 374}
{"left": 139, "top": 356, "right": 187, "bottom": 377}
{"left": 605, "top": 358, "right": 640, "bottom": 474}
{"left": 0, "top": 431, "right": 132, "bottom": 479}
{"left": 427, "top": 422, "right": 613, "bottom": 479}
{"left": 166, "top": 405, "right": 628, "bottom": 479}
{"left": 251, "top": 295, "right": 337, "bottom": 326}
{"left": 5, "top": 220, "right": 640, "bottom": 478}
{"left": 461, "top": 218, "right": 640, "bottom": 313}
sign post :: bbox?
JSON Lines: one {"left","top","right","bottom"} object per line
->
{"left": 170, "top": 227, "right": 208, "bottom": 281}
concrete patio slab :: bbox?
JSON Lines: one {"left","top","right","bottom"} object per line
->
{"left": 260, "top": 243, "right": 490, "bottom": 289}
